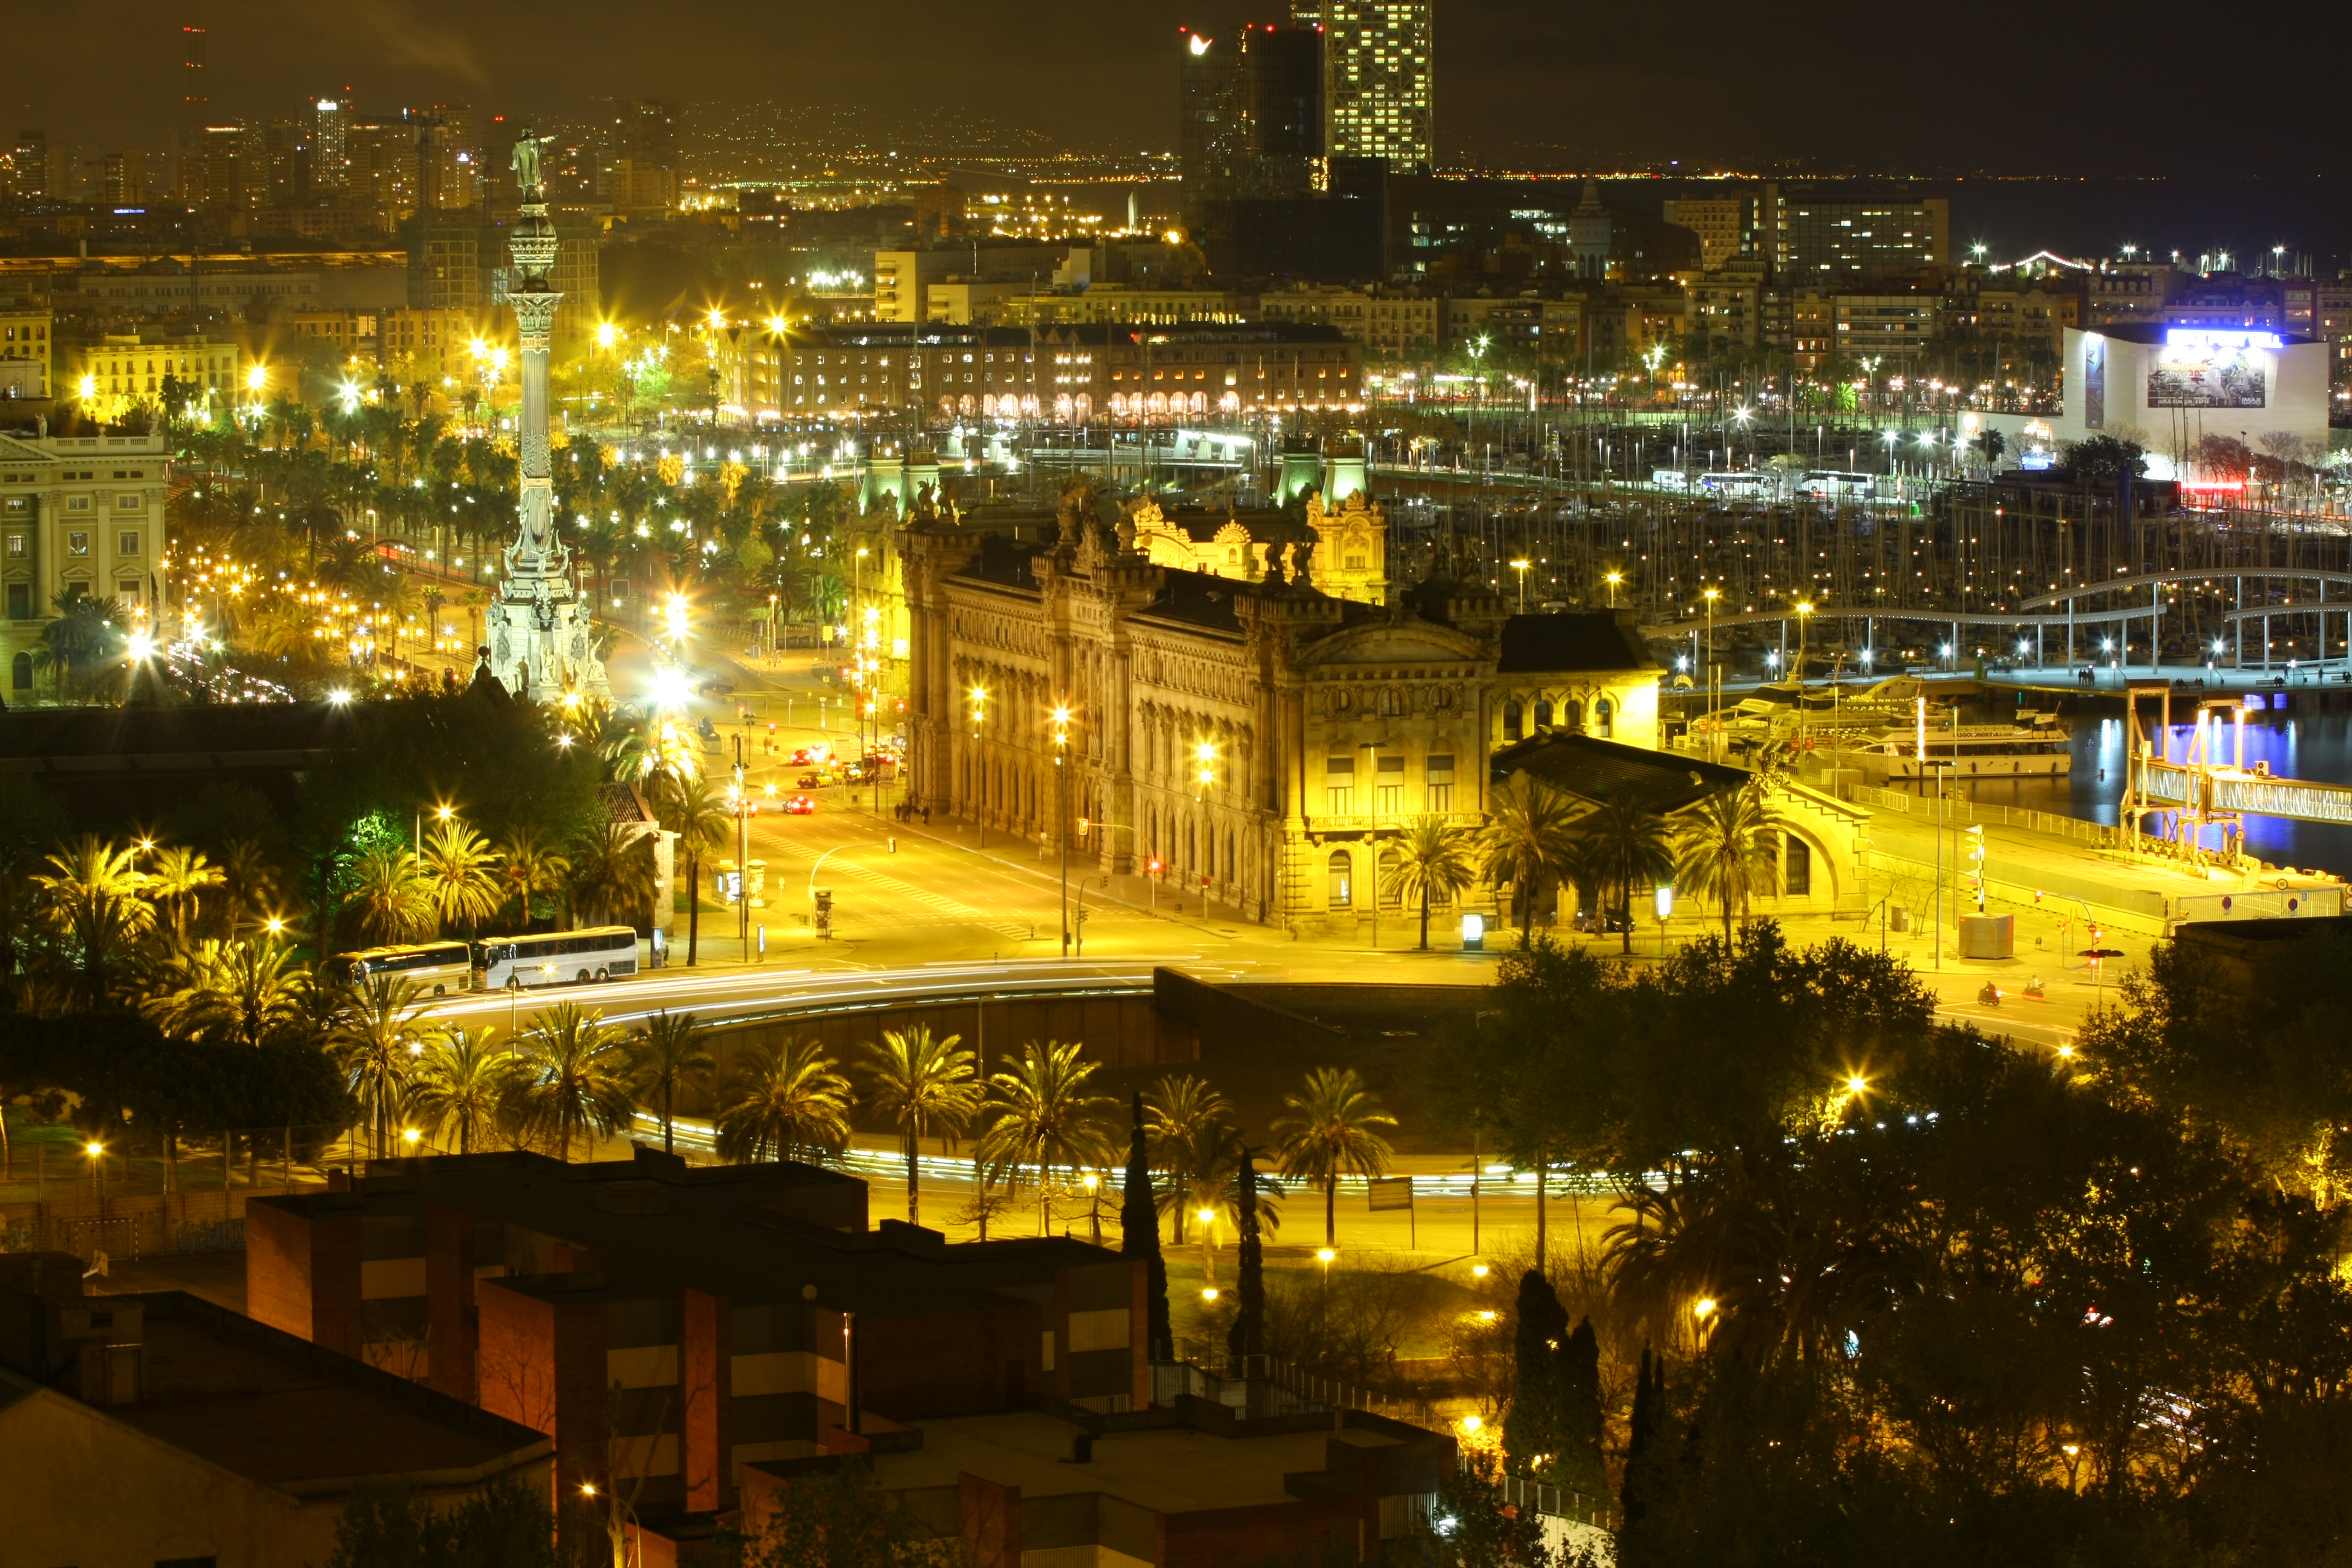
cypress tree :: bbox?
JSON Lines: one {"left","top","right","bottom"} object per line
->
{"left": 1622, "top": 1345, "right": 1665, "bottom": 1527}
{"left": 1504, "top": 1269, "right": 1568, "bottom": 1477}
{"left": 1226, "top": 1142, "right": 1266, "bottom": 1376}
{"left": 1559, "top": 1315, "right": 1604, "bottom": 1492}
{"left": 1119, "top": 1093, "right": 1171, "bottom": 1358}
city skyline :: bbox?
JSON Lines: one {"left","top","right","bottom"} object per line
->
{"left": 3, "top": 0, "right": 2349, "bottom": 183}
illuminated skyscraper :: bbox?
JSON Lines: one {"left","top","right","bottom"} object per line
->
{"left": 1313, "top": 0, "right": 1431, "bottom": 175}
{"left": 313, "top": 97, "right": 349, "bottom": 192}
{"left": 180, "top": 26, "right": 207, "bottom": 129}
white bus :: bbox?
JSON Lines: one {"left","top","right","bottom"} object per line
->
{"left": 326, "top": 940, "right": 474, "bottom": 995}
{"left": 1699, "top": 471, "right": 1772, "bottom": 498}
{"left": 1797, "top": 470, "right": 1877, "bottom": 500}
{"left": 474, "top": 927, "right": 642, "bottom": 990}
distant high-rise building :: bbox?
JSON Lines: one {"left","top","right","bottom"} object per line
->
{"left": 200, "top": 124, "right": 259, "bottom": 213}
{"left": 263, "top": 120, "right": 312, "bottom": 209}
{"left": 6, "top": 131, "right": 48, "bottom": 204}
{"left": 1180, "top": 23, "right": 1322, "bottom": 204}
{"left": 180, "top": 26, "right": 207, "bottom": 129}
{"left": 313, "top": 98, "right": 350, "bottom": 193}
{"left": 1179, "top": 28, "right": 1243, "bottom": 200}
{"left": 590, "top": 99, "right": 678, "bottom": 212}
{"left": 1313, "top": 0, "right": 1431, "bottom": 175}
{"left": 347, "top": 117, "right": 419, "bottom": 216}
{"left": 414, "top": 106, "right": 480, "bottom": 212}
{"left": 101, "top": 151, "right": 147, "bottom": 205}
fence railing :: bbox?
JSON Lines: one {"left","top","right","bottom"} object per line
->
{"left": 1148, "top": 1359, "right": 1327, "bottom": 1420}
{"left": 1843, "top": 782, "right": 2125, "bottom": 849}
{"left": 1494, "top": 1471, "right": 1621, "bottom": 1532}
{"left": 1266, "top": 1356, "right": 1440, "bottom": 1427}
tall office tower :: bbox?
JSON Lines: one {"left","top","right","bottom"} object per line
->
{"left": 1314, "top": 0, "right": 1432, "bottom": 175}
{"left": 313, "top": 97, "right": 349, "bottom": 192}
{"left": 263, "top": 120, "right": 313, "bottom": 207}
{"left": 8, "top": 131, "right": 49, "bottom": 203}
{"left": 201, "top": 124, "right": 258, "bottom": 212}
{"left": 1178, "top": 28, "right": 1244, "bottom": 201}
{"left": 1180, "top": 23, "right": 1321, "bottom": 204}
{"left": 415, "top": 105, "right": 480, "bottom": 211}
{"left": 1243, "top": 23, "right": 1322, "bottom": 193}
{"left": 181, "top": 26, "right": 207, "bottom": 127}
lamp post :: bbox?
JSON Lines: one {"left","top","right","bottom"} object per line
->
{"left": 1053, "top": 705, "right": 1071, "bottom": 956}
{"left": 1509, "top": 558, "right": 1530, "bottom": 613}
{"left": 1701, "top": 586, "right": 1720, "bottom": 760}
{"left": 1605, "top": 570, "right": 1622, "bottom": 608}
{"left": 970, "top": 685, "right": 988, "bottom": 849}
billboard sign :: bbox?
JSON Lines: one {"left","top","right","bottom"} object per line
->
{"left": 2149, "top": 328, "right": 2273, "bottom": 408}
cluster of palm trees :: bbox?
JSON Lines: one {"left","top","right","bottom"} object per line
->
{"left": 342, "top": 815, "right": 655, "bottom": 951}
{"left": 11, "top": 833, "right": 288, "bottom": 1014}
{"left": 1377, "top": 773, "right": 1789, "bottom": 952}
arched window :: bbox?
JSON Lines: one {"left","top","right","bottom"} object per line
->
{"left": 1786, "top": 836, "right": 1812, "bottom": 897}
{"left": 1534, "top": 698, "right": 1553, "bottom": 730}
{"left": 1327, "top": 849, "right": 1353, "bottom": 909}
{"left": 8, "top": 652, "right": 28, "bottom": 692}
{"left": 1560, "top": 699, "right": 1583, "bottom": 732}
{"left": 1594, "top": 698, "right": 1614, "bottom": 739}
{"left": 1503, "top": 699, "right": 1523, "bottom": 742}
{"left": 1378, "top": 845, "right": 1404, "bottom": 908}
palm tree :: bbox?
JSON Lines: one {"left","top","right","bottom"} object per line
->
{"left": 977, "top": 1041, "right": 1116, "bottom": 1236}
{"left": 568, "top": 823, "right": 659, "bottom": 929}
{"left": 1382, "top": 814, "right": 1478, "bottom": 951}
{"left": 409, "top": 1027, "right": 506, "bottom": 1154}
{"left": 860, "top": 1027, "right": 982, "bottom": 1229}
{"left": 629, "top": 1010, "right": 714, "bottom": 1155}
{"left": 216, "top": 839, "right": 281, "bottom": 932}
{"left": 495, "top": 825, "right": 572, "bottom": 931}
{"left": 1574, "top": 797, "right": 1677, "bottom": 955}
{"left": 1273, "top": 1067, "right": 1398, "bottom": 1247}
{"left": 1143, "top": 1073, "right": 1233, "bottom": 1244}
{"left": 715, "top": 1037, "right": 854, "bottom": 1165}
{"left": 333, "top": 975, "right": 430, "bottom": 1157}
{"left": 1475, "top": 776, "right": 1583, "bottom": 946}
{"left": 1674, "top": 780, "right": 1784, "bottom": 944}
{"left": 662, "top": 776, "right": 731, "bottom": 965}
{"left": 347, "top": 844, "right": 434, "bottom": 947}
{"left": 146, "top": 935, "right": 307, "bottom": 1049}
{"left": 146, "top": 846, "right": 224, "bottom": 939}
{"left": 419, "top": 818, "right": 502, "bottom": 932}
{"left": 500, "top": 1001, "right": 634, "bottom": 1163}
{"left": 34, "top": 837, "right": 154, "bottom": 1009}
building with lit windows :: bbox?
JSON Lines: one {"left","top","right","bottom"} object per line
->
{"left": 1, "top": 430, "right": 171, "bottom": 700}
{"left": 59, "top": 332, "right": 243, "bottom": 418}
{"left": 901, "top": 493, "right": 1661, "bottom": 930}
{"left": 737, "top": 322, "right": 1361, "bottom": 424}
{"left": 0, "top": 310, "right": 50, "bottom": 399}
{"left": 1314, "top": 0, "right": 1434, "bottom": 175}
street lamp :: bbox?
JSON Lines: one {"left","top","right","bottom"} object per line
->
{"left": 969, "top": 685, "right": 989, "bottom": 848}
{"left": 1509, "top": 558, "right": 1530, "bottom": 613}
{"left": 1701, "top": 586, "right": 1721, "bottom": 760}
{"left": 87, "top": 1140, "right": 105, "bottom": 1198}
{"left": 1053, "top": 705, "right": 1072, "bottom": 955}
{"left": 1604, "top": 570, "right": 1622, "bottom": 608}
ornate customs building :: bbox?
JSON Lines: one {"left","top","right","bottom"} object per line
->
{"left": 901, "top": 485, "right": 1662, "bottom": 929}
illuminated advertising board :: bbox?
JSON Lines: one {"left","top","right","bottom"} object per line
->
{"left": 2148, "top": 328, "right": 2275, "bottom": 408}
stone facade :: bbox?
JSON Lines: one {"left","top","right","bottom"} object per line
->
{"left": 901, "top": 485, "right": 1661, "bottom": 929}
{"left": 1126, "top": 488, "right": 1388, "bottom": 607}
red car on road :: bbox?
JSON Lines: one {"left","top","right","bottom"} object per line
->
{"left": 782, "top": 794, "right": 817, "bottom": 815}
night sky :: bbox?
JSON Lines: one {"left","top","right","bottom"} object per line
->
{"left": 11, "top": 1, "right": 2352, "bottom": 183}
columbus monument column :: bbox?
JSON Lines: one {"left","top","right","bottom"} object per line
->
{"left": 482, "top": 128, "right": 609, "bottom": 703}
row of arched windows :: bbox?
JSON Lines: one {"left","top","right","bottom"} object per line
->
{"left": 1503, "top": 695, "right": 1612, "bottom": 743}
